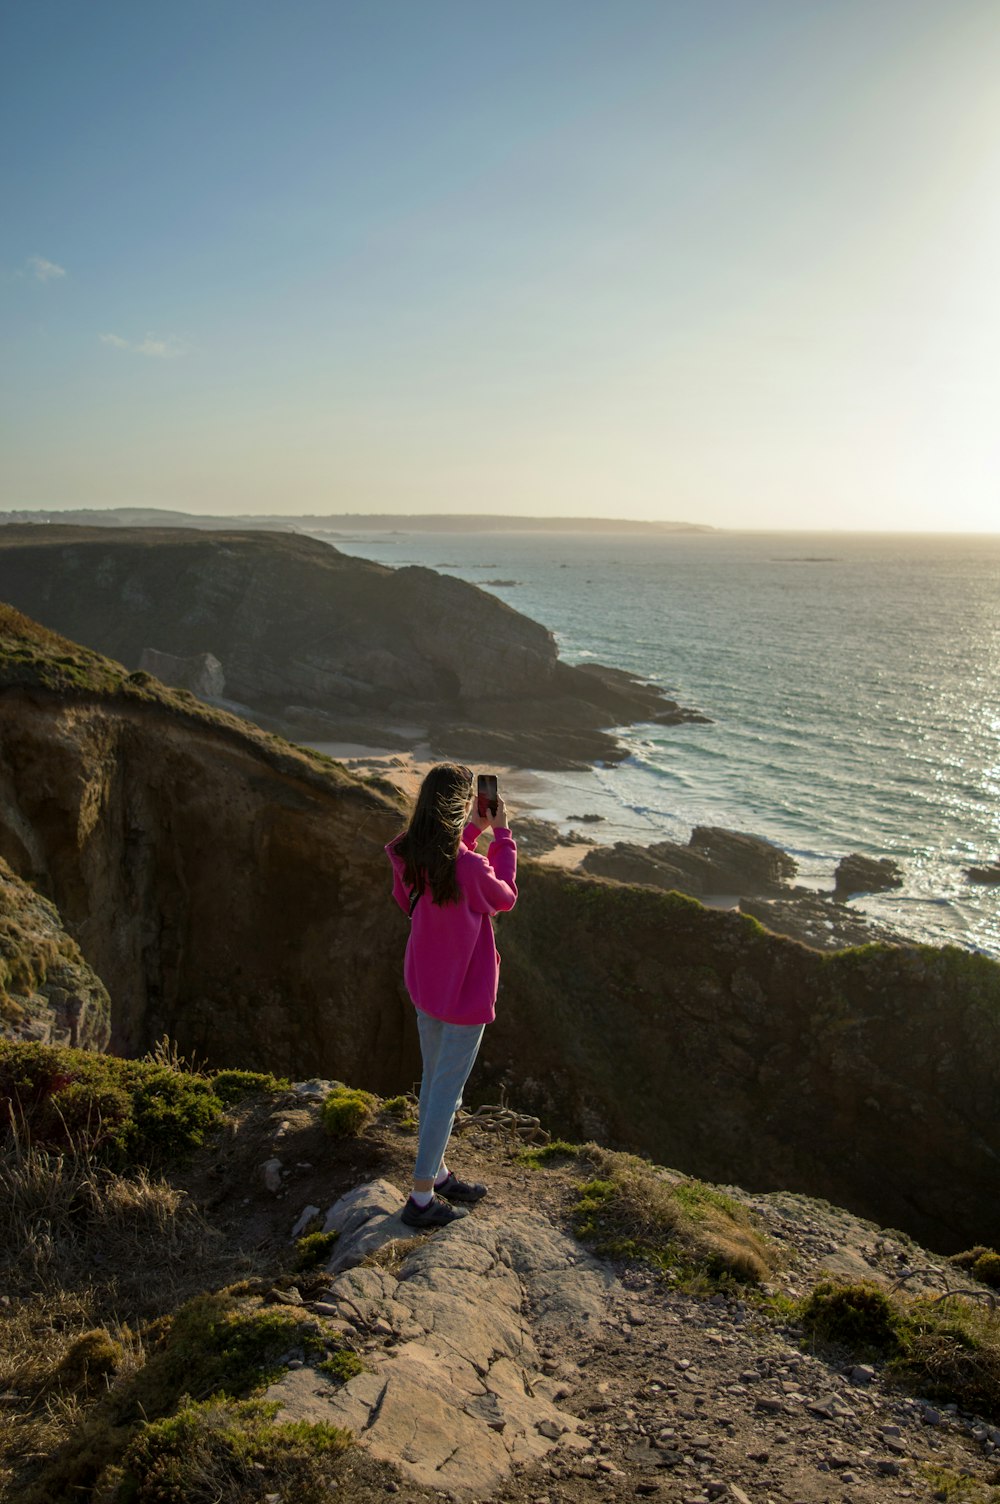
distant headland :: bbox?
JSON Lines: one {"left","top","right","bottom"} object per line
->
{"left": 0, "top": 506, "right": 713, "bottom": 535}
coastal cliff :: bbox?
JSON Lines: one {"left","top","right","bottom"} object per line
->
{"left": 0, "top": 526, "right": 706, "bottom": 768}
{"left": 1, "top": 605, "right": 999, "bottom": 1253}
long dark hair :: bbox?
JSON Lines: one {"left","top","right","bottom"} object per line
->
{"left": 392, "top": 763, "right": 473, "bottom": 905}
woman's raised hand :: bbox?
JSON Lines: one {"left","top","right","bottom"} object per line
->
{"left": 470, "top": 792, "right": 508, "bottom": 831}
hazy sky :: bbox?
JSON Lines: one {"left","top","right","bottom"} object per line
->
{"left": 3, "top": 0, "right": 999, "bottom": 530}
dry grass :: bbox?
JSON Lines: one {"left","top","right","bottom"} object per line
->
{"left": 0, "top": 1126, "right": 223, "bottom": 1307}
{"left": 0, "top": 1129, "right": 241, "bottom": 1503}
{"left": 572, "top": 1144, "right": 778, "bottom": 1287}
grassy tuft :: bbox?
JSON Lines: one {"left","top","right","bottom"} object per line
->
{"left": 381, "top": 1095, "right": 418, "bottom": 1132}
{"left": 569, "top": 1146, "right": 776, "bottom": 1288}
{"left": 317, "top": 1348, "right": 364, "bottom": 1384}
{"left": 320, "top": 1086, "right": 378, "bottom": 1138}
{"left": 293, "top": 1231, "right": 338, "bottom": 1272}
{"left": 209, "top": 1070, "right": 292, "bottom": 1106}
{"left": 919, "top": 1464, "right": 1000, "bottom": 1501}
{"left": 51, "top": 1328, "right": 126, "bottom": 1393}
{"left": 131, "top": 1290, "right": 322, "bottom": 1412}
{"left": 516, "top": 1138, "right": 582, "bottom": 1168}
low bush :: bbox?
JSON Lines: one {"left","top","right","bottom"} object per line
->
{"left": 798, "top": 1279, "right": 1000, "bottom": 1421}
{"left": 973, "top": 1253, "right": 1000, "bottom": 1290}
{"left": 320, "top": 1087, "right": 378, "bottom": 1138}
{"left": 132, "top": 1291, "right": 322, "bottom": 1411}
{"left": 0, "top": 1042, "right": 222, "bottom": 1167}
{"left": 381, "top": 1095, "right": 418, "bottom": 1132}
{"left": 102, "top": 1396, "right": 350, "bottom": 1504}
{"left": 800, "top": 1281, "right": 899, "bottom": 1354}
{"left": 51, "top": 1328, "right": 126, "bottom": 1393}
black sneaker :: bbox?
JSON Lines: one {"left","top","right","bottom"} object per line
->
{"left": 400, "top": 1194, "right": 469, "bottom": 1228}
{"left": 434, "top": 1170, "right": 488, "bottom": 1204}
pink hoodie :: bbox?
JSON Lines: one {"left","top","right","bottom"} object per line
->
{"left": 386, "top": 822, "right": 518, "bottom": 1026}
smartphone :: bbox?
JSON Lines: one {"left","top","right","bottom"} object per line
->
{"left": 477, "top": 773, "right": 499, "bottom": 820}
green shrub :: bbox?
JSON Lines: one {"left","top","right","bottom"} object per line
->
{"left": 317, "top": 1349, "right": 364, "bottom": 1384}
{"left": 106, "top": 1396, "right": 350, "bottom": 1504}
{"left": 973, "top": 1253, "right": 1000, "bottom": 1290}
{"left": 380, "top": 1095, "right": 417, "bottom": 1132}
{"left": 129, "top": 1292, "right": 322, "bottom": 1417}
{"left": 799, "top": 1281, "right": 899, "bottom": 1355}
{"left": 0, "top": 1042, "right": 222, "bottom": 1167}
{"left": 797, "top": 1280, "right": 1000, "bottom": 1420}
{"left": 18, "top": 1292, "right": 323, "bottom": 1504}
{"left": 320, "top": 1087, "right": 378, "bottom": 1138}
{"left": 293, "top": 1231, "right": 338, "bottom": 1272}
{"left": 894, "top": 1298, "right": 1000, "bottom": 1420}
{"left": 949, "top": 1245, "right": 995, "bottom": 1274}
{"left": 210, "top": 1070, "right": 291, "bottom": 1106}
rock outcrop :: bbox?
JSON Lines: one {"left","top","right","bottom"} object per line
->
{"left": 582, "top": 826, "right": 797, "bottom": 898}
{"left": 0, "top": 526, "right": 707, "bottom": 768}
{"left": 581, "top": 829, "right": 908, "bottom": 951}
{"left": 265, "top": 1180, "right": 613, "bottom": 1499}
{"left": 0, "top": 856, "right": 110, "bottom": 1049}
{"left": 138, "top": 647, "right": 225, "bottom": 698}
{"left": 834, "top": 853, "right": 904, "bottom": 902}
{"left": 2, "top": 606, "right": 1000, "bottom": 1251}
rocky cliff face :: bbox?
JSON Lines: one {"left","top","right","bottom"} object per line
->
{"left": 0, "top": 856, "right": 110, "bottom": 1050}
{"left": 1, "top": 606, "right": 998, "bottom": 1252}
{"left": 0, "top": 527, "right": 705, "bottom": 768}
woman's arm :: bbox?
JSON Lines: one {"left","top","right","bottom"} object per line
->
{"left": 462, "top": 829, "right": 517, "bottom": 914}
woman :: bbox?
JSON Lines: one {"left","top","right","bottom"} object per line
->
{"left": 386, "top": 763, "right": 517, "bottom": 1227}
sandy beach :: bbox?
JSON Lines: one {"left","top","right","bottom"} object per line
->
{"left": 308, "top": 741, "right": 593, "bottom": 868}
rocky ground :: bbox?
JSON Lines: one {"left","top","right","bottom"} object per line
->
{"left": 194, "top": 1086, "right": 1000, "bottom": 1504}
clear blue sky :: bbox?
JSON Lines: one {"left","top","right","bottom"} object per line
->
{"left": 3, "top": 0, "right": 999, "bottom": 529}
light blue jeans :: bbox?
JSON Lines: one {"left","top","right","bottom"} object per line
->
{"left": 413, "top": 1010, "right": 486, "bottom": 1182}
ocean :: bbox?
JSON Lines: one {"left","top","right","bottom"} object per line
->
{"left": 323, "top": 529, "right": 1000, "bottom": 959}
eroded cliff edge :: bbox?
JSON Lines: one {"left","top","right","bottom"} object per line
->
{"left": 0, "top": 525, "right": 707, "bottom": 768}
{"left": 1, "top": 605, "right": 998, "bottom": 1252}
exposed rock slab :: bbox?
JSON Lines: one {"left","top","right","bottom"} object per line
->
{"left": 268, "top": 1192, "right": 616, "bottom": 1498}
